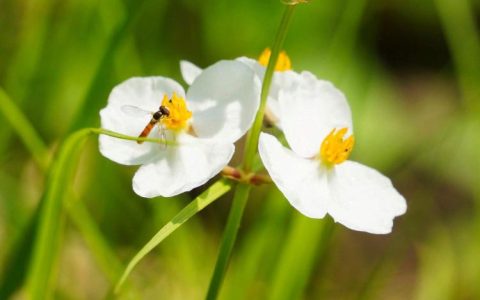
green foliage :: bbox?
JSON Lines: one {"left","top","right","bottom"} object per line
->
{"left": 1, "top": 0, "right": 480, "bottom": 298}
{"left": 115, "top": 178, "right": 234, "bottom": 294}
{"left": 26, "top": 129, "right": 91, "bottom": 299}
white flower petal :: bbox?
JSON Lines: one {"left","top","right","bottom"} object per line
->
{"left": 327, "top": 161, "right": 407, "bottom": 234}
{"left": 99, "top": 77, "right": 186, "bottom": 165}
{"left": 106, "top": 76, "right": 185, "bottom": 110}
{"left": 187, "top": 60, "right": 261, "bottom": 142}
{"left": 259, "top": 133, "right": 328, "bottom": 218}
{"left": 132, "top": 134, "right": 234, "bottom": 198}
{"left": 236, "top": 57, "right": 299, "bottom": 128}
{"left": 278, "top": 71, "right": 352, "bottom": 158}
{"left": 99, "top": 113, "right": 159, "bottom": 166}
{"left": 180, "top": 60, "right": 203, "bottom": 85}
{"left": 236, "top": 57, "right": 264, "bottom": 76}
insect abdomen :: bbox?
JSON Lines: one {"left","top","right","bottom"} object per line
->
{"left": 137, "top": 119, "right": 157, "bottom": 144}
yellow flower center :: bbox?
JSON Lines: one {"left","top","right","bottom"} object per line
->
{"left": 319, "top": 128, "right": 355, "bottom": 165}
{"left": 160, "top": 93, "right": 192, "bottom": 131}
{"left": 257, "top": 48, "right": 292, "bottom": 71}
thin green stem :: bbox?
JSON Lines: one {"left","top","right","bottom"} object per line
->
{"left": 206, "top": 4, "right": 296, "bottom": 299}
{"left": 206, "top": 183, "right": 251, "bottom": 300}
{"left": 242, "top": 5, "right": 296, "bottom": 172}
{"left": 90, "top": 128, "right": 177, "bottom": 145}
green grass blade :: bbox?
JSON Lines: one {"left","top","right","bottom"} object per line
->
{"left": 0, "top": 207, "right": 41, "bottom": 299}
{"left": 0, "top": 88, "right": 129, "bottom": 295}
{"left": 324, "top": 0, "right": 367, "bottom": 81}
{"left": 0, "top": 87, "right": 50, "bottom": 170}
{"left": 67, "top": 0, "right": 147, "bottom": 132}
{"left": 268, "top": 215, "right": 334, "bottom": 300}
{"left": 26, "top": 129, "right": 92, "bottom": 300}
{"left": 434, "top": 0, "right": 480, "bottom": 112}
{"left": 67, "top": 200, "right": 123, "bottom": 284}
{"left": 114, "top": 178, "right": 234, "bottom": 294}
{"left": 223, "top": 188, "right": 291, "bottom": 300}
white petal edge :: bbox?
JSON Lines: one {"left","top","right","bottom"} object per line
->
{"left": 187, "top": 60, "right": 261, "bottom": 143}
{"left": 259, "top": 132, "right": 328, "bottom": 218}
{"left": 99, "top": 77, "right": 186, "bottom": 165}
{"left": 180, "top": 60, "right": 203, "bottom": 85}
{"left": 132, "top": 134, "right": 234, "bottom": 198}
{"left": 327, "top": 161, "right": 407, "bottom": 234}
{"left": 278, "top": 71, "right": 353, "bottom": 158}
{"left": 106, "top": 76, "right": 185, "bottom": 109}
{"left": 236, "top": 56, "right": 299, "bottom": 129}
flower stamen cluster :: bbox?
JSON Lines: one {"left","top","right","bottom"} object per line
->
{"left": 160, "top": 93, "right": 192, "bottom": 131}
{"left": 257, "top": 48, "right": 292, "bottom": 71}
{"left": 319, "top": 127, "right": 354, "bottom": 165}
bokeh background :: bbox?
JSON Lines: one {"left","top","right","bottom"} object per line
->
{"left": 1, "top": 0, "right": 480, "bottom": 299}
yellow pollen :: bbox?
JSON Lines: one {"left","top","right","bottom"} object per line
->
{"left": 160, "top": 93, "right": 192, "bottom": 131}
{"left": 319, "top": 128, "right": 355, "bottom": 165}
{"left": 257, "top": 48, "right": 292, "bottom": 71}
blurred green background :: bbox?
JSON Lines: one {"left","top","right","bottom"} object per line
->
{"left": 1, "top": 0, "right": 480, "bottom": 299}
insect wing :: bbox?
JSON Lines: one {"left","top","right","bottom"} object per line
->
{"left": 121, "top": 105, "right": 152, "bottom": 118}
{"left": 159, "top": 124, "right": 168, "bottom": 149}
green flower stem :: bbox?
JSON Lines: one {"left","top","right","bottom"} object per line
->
{"left": 206, "top": 5, "right": 296, "bottom": 300}
{"left": 90, "top": 128, "right": 177, "bottom": 145}
{"left": 242, "top": 4, "right": 295, "bottom": 172}
{"left": 206, "top": 183, "right": 251, "bottom": 300}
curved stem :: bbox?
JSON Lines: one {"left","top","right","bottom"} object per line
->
{"left": 206, "top": 5, "right": 296, "bottom": 299}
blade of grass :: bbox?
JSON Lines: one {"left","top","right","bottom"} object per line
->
{"left": 0, "top": 88, "right": 131, "bottom": 295}
{"left": 268, "top": 215, "right": 334, "bottom": 300}
{"left": 114, "top": 178, "right": 234, "bottom": 294}
{"left": 0, "top": 87, "right": 50, "bottom": 170}
{"left": 151, "top": 194, "right": 206, "bottom": 287}
{"left": 324, "top": 0, "right": 368, "bottom": 81}
{"left": 222, "top": 188, "right": 291, "bottom": 300}
{"left": 67, "top": 0, "right": 148, "bottom": 132}
{"left": 434, "top": 0, "right": 480, "bottom": 113}
{"left": 66, "top": 200, "right": 124, "bottom": 285}
{"left": 0, "top": 206, "right": 41, "bottom": 299}
{"left": 26, "top": 129, "right": 92, "bottom": 299}
{"left": 0, "top": 0, "right": 55, "bottom": 156}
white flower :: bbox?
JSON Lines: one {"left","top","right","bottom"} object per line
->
{"left": 258, "top": 72, "right": 407, "bottom": 234}
{"left": 180, "top": 48, "right": 299, "bottom": 128}
{"left": 99, "top": 60, "right": 260, "bottom": 198}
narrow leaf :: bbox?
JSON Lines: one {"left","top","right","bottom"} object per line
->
{"left": 0, "top": 87, "right": 49, "bottom": 169}
{"left": 26, "top": 129, "right": 91, "bottom": 299}
{"left": 114, "top": 178, "right": 234, "bottom": 294}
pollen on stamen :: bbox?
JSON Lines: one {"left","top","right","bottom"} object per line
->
{"left": 160, "top": 93, "right": 192, "bottom": 131}
{"left": 257, "top": 48, "right": 292, "bottom": 72}
{"left": 319, "top": 128, "right": 354, "bottom": 165}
